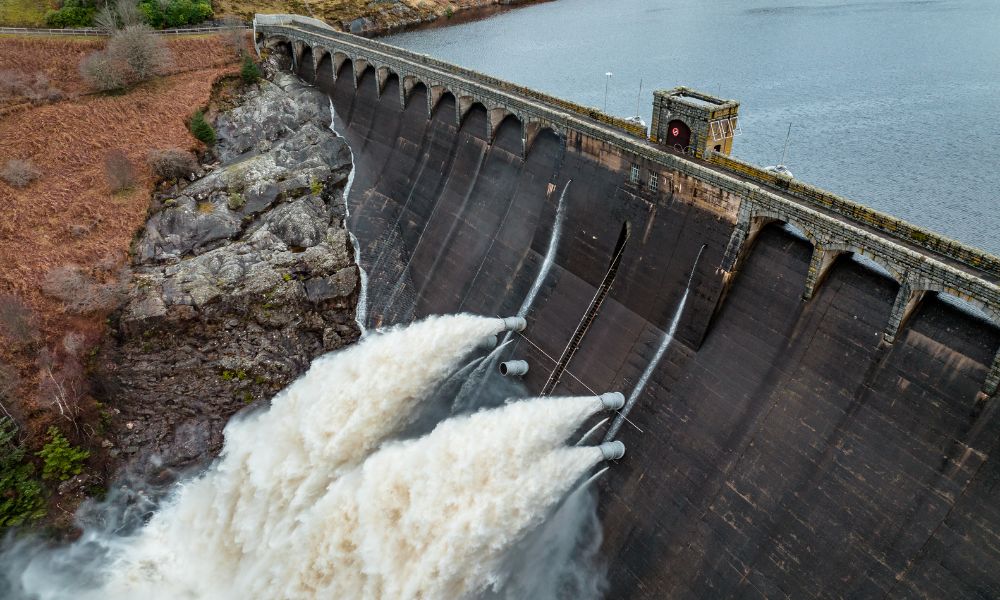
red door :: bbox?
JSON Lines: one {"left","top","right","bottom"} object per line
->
{"left": 666, "top": 119, "right": 691, "bottom": 151}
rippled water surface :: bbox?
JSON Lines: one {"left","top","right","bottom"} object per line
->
{"left": 387, "top": 0, "right": 1000, "bottom": 254}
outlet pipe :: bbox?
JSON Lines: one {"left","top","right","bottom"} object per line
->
{"left": 497, "top": 316, "right": 527, "bottom": 332}
{"left": 597, "top": 441, "right": 626, "bottom": 461}
{"left": 499, "top": 360, "right": 529, "bottom": 377}
{"left": 478, "top": 335, "right": 498, "bottom": 350}
{"left": 598, "top": 392, "right": 625, "bottom": 411}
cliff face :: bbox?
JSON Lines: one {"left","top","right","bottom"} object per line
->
{"left": 96, "top": 71, "right": 360, "bottom": 479}
{"left": 318, "top": 60, "right": 1000, "bottom": 598}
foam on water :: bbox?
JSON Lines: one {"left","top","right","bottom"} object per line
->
{"left": 4, "top": 315, "right": 610, "bottom": 600}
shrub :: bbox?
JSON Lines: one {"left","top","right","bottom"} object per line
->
{"left": 0, "top": 159, "right": 41, "bottom": 188}
{"left": 108, "top": 24, "right": 171, "bottom": 81}
{"left": 80, "top": 24, "right": 171, "bottom": 91}
{"left": 138, "top": 0, "right": 212, "bottom": 29}
{"left": 147, "top": 148, "right": 198, "bottom": 181}
{"left": 0, "top": 418, "right": 46, "bottom": 528}
{"left": 0, "top": 71, "right": 63, "bottom": 105}
{"left": 0, "top": 295, "right": 39, "bottom": 347}
{"left": 37, "top": 426, "right": 89, "bottom": 481}
{"left": 42, "top": 265, "right": 125, "bottom": 315}
{"left": 80, "top": 51, "right": 130, "bottom": 92}
{"left": 240, "top": 55, "right": 262, "bottom": 85}
{"left": 189, "top": 110, "right": 215, "bottom": 145}
{"left": 104, "top": 149, "right": 136, "bottom": 192}
{"left": 45, "top": 3, "right": 96, "bottom": 28}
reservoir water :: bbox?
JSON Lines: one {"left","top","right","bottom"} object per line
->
{"left": 386, "top": 0, "right": 1000, "bottom": 255}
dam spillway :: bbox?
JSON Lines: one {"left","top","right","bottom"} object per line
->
{"left": 259, "top": 15, "right": 1000, "bottom": 598}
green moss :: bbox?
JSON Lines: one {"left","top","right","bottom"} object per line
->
{"left": 227, "top": 192, "right": 246, "bottom": 210}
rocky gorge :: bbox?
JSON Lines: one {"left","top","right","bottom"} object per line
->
{"left": 95, "top": 66, "right": 361, "bottom": 482}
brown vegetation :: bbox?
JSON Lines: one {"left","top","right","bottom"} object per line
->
{"left": 0, "top": 35, "right": 238, "bottom": 114}
{"left": 0, "top": 34, "right": 238, "bottom": 505}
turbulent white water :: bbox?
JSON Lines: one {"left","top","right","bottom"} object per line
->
{"left": 6, "top": 314, "right": 614, "bottom": 600}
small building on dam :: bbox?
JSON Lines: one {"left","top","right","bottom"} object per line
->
{"left": 257, "top": 14, "right": 1000, "bottom": 598}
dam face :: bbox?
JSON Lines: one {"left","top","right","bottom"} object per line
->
{"left": 269, "top": 20, "right": 1000, "bottom": 597}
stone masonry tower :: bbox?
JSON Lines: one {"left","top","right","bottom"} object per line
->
{"left": 651, "top": 87, "right": 740, "bottom": 157}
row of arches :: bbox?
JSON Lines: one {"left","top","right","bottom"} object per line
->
{"left": 266, "top": 36, "right": 562, "bottom": 158}
{"left": 727, "top": 203, "right": 1000, "bottom": 372}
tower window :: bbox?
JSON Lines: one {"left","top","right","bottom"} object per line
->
{"left": 630, "top": 163, "right": 640, "bottom": 184}
{"left": 648, "top": 172, "right": 658, "bottom": 192}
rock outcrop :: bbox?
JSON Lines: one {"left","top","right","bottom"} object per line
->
{"left": 97, "top": 72, "right": 361, "bottom": 479}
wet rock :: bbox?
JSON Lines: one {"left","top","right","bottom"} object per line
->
{"left": 97, "top": 72, "right": 361, "bottom": 481}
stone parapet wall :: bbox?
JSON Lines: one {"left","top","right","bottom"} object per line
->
{"left": 708, "top": 152, "right": 1000, "bottom": 278}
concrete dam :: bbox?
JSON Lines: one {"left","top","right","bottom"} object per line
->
{"left": 257, "top": 15, "right": 1000, "bottom": 599}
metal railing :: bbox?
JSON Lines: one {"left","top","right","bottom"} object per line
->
{"left": 0, "top": 24, "right": 248, "bottom": 37}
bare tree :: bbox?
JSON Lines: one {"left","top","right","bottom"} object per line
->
{"left": 37, "top": 349, "right": 83, "bottom": 428}
{"left": 104, "top": 149, "right": 137, "bottom": 193}
{"left": 96, "top": 0, "right": 144, "bottom": 34}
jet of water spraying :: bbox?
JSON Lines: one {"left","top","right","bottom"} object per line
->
{"left": 604, "top": 244, "right": 707, "bottom": 441}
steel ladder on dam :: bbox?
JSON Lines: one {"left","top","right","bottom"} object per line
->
{"left": 542, "top": 223, "right": 630, "bottom": 395}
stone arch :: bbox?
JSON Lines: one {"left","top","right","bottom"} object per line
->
{"left": 334, "top": 56, "right": 354, "bottom": 90}
{"left": 401, "top": 75, "right": 422, "bottom": 108}
{"left": 375, "top": 66, "right": 393, "bottom": 99}
{"left": 458, "top": 100, "right": 488, "bottom": 138}
{"left": 457, "top": 96, "right": 484, "bottom": 126}
{"left": 298, "top": 44, "right": 316, "bottom": 82}
{"left": 352, "top": 58, "right": 371, "bottom": 89}
{"left": 314, "top": 49, "right": 335, "bottom": 90}
{"left": 823, "top": 242, "right": 904, "bottom": 286}
{"left": 332, "top": 51, "right": 349, "bottom": 81}
{"left": 380, "top": 72, "right": 401, "bottom": 108}
{"left": 489, "top": 109, "right": 517, "bottom": 143}
{"left": 524, "top": 124, "right": 561, "bottom": 159}
{"left": 429, "top": 87, "right": 454, "bottom": 119}
{"left": 909, "top": 281, "right": 998, "bottom": 324}
{"left": 403, "top": 80, "right": 428, "bottom": 113}
{"left": 746, "top": 209, "right": 821, "bottom": 250}
{"left": 490, "top": 113, "right": 523, "bottom": 154}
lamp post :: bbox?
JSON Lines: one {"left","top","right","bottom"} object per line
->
{"left": 604, "top": 71, "right": 613, "bottom": 113}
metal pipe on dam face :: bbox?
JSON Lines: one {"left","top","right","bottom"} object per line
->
{"left": 297, "top": 48, "right": 1000, "bottom": 598}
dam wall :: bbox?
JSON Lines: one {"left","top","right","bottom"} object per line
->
{"left": 258, "top": 15, "right": 1000, "bottom": 598}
